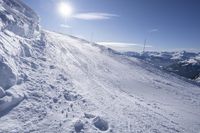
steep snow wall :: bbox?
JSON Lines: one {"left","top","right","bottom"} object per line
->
{"left": 0, "top": 62, "right": 16, "bottom": 89}
{"left": 0, "top": 0, "right": 40, "bottom": 38}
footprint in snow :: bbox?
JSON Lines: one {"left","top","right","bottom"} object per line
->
{"left": 92, "top": 116, "right": 109, "bottom": 131}
{"left": 84, "top": 113, "right": 95, "bottom": 119}
{"left": 74, "top": 120, "right": 84, "bottom": 132}
{"left": 64, "top": 91, "right": 82, "bottom": 101}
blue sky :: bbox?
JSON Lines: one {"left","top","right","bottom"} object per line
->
{"left": 23, "top": 0, "right": 200, "bottom": 52}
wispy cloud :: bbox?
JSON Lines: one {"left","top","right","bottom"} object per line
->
{"left": 60, "top": 24, "right": 71, "bottom": 28}
{"left": 98, "top": 42, "right": 152, "bottom": 48}
{"left": 149, "top": 29, "right": 159, "bottom": 33}
{"left": 97, "top": 42, "right": 153, "bottom": 52}
{"left": 73, "top": 12, "right": 119, "bottom": 20}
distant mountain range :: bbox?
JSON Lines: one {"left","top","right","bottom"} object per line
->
{"left": 123, "top": 51, "right": 200, "bottom": 82}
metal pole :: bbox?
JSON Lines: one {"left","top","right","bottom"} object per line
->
{"left": 143, "top": 37, "right": 147, "bottom": 53}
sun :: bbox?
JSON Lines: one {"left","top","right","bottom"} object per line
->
{"left": 58, "top": 2, "right": 73, "bottom": 18}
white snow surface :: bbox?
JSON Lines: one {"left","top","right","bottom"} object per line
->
{"left": 0, "top": 0, "right": 200, "bottom": 133}
{"left": 182, "top": 58, "right": 198, "bottom": 65}
{"left": 0, "top": 0, "right": 40, "bottom": 38}
{"left": 197, "top": 77, "right": 200, "bottom": 83}
{"left": 0, "top": 30, "right": 200, "bottom": 133}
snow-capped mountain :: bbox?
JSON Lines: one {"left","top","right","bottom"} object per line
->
{"left": 0, "top": 0, "right": 200, "bottom": 133}
{"left": 196, "top": 76, "right": 200, "bottom": 82}
{"left": 124, "top": 51, "right": 200, "bottom": 81}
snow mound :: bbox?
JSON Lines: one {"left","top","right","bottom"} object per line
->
{"left": 0, "top": 62, "right": 16, "bottom": 89}
{"left": 0, "top": 85, "right": 25, "bottom": 117}
{"left": 0, "top": 0, "right": 40, "bottom": 38}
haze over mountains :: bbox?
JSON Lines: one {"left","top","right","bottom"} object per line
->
{"left": 123, "top": 51, "right": 200, "bottom": 82}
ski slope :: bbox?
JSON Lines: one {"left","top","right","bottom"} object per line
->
{"left": 0, "top": 0, "right": 200, "bottom": 133}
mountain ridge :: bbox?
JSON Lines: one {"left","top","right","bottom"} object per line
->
{"left": 120, "top": 51, "right": 200, "bottom": 82}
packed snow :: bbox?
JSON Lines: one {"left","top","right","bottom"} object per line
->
{"left": 0, "top": 0, "right": 200, "bottom": 133}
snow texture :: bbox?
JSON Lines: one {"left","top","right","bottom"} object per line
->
{"left": 0, "top": 0, "right": 200, "bottom": 133}
{"left": 0, "top": 62, "right": 16, "bottom": 89}
{"left": 0, "top": 0, "right": 40, "bottom": 38}
{"left": 0, "top": 87, "right": 5, "bottom": 98}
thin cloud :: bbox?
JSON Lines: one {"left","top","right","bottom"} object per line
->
{"left": 73, "top": 12, "right": 119, "bottom": 20}
{"left": 98, "top": 42, "right": 152, "bottom": 48}
{"left": 97, "top": 42, "right": 153, "bottom": 52}
{"left": 149, "top": 29, "right": 159, "bottom": 33}
{"left": 60, "top": 24, "right": 71, "bottom": 28}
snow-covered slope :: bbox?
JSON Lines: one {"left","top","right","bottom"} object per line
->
{"left": 196, "top": 75, "right": 200, "bottom": 83}
{"left": 0, "top": 0, "right": 200, "bottom": 133}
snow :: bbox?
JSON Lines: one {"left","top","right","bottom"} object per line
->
{"left": 0, "top": 87, "right": 5, "bottom": 98}
{"left": 0, "top": 0, "right": 40, "bottom": 38}
{"left": 74, "top": 120, "right": 84, "bottom": 132}
{"left": 197, "top": 77, "right": 200, "bottom": 83}
{"left": 186, "top": 58, "right": 197, "bottom": 64}
{"left": 0, "top": 30, "right": 200, "bottom": 133}
{"left": 6, "top": 14, "right": 15, "bottom": 21}
{"left": 0, "top": 21, "right": 4, "bottom": 28}
{"left": 93, "top": 116, "right": 109, "bottom": 131}
{"left": 181, "top": 58, "right": 198, "bottom": 65}
{"left": 0, "top": 62, "right": 16, "bottom": 89}
{"left": 195, "top": 55, "right": 200, "bottom": 61}
{"left": 0, "top": 90, "right": 24, "bottom": 117}
{"left": 0, "top": 5, "right": 5, "bottom": 11}
{"left": 0, "top": 0, "right": 200, "bottom": 133}
{"left": 171, "top": 52, "right": 183, "bottom": 60}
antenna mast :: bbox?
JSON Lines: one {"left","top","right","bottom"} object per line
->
{"left": 143, "top": 38, "right": 147, "bottom": 53}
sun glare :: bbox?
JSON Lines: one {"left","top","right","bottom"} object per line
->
{"left": 58, "top": 2, "right": 73, "bottom": 18}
